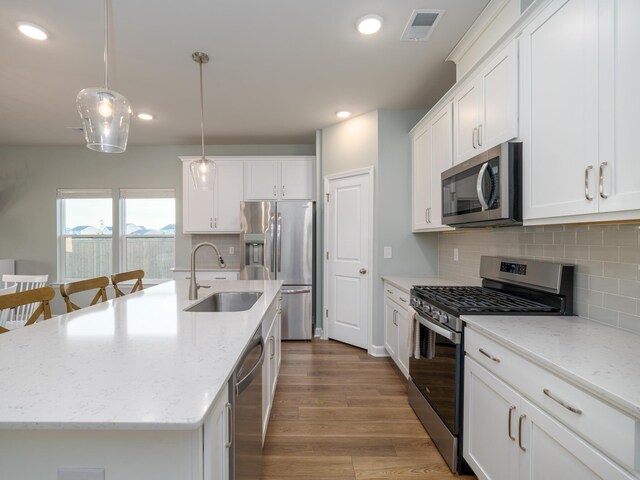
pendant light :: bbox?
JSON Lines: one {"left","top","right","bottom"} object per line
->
{"left": 189, "top": 52, "right": 216, "bottom": 191}
{"left": 76, "top": 0, "right": 132, "bottom": 153}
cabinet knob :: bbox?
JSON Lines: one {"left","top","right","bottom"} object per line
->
{"left": 359, "top": 268, "right": 367, "bottom": 275}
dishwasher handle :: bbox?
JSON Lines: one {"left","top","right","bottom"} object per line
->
{"left": 235, "top": 336, "right": 265, "bottom": 395}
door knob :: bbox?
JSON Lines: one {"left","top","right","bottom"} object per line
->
{"left": 359, "top": 268, "right": 367, "bottom": 275}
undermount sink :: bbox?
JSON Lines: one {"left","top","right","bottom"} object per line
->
{"left": 185, "top": 291, "right": 263, "bottom": 313}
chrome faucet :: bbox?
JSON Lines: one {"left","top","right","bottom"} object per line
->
{"left": 189, "top": 242, "right": 226, "bottom": 300}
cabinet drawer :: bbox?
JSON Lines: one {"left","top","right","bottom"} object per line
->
{"left": 465, "top": 328, "right": 639, "bottom": 472}
{"left": 383, "top": 283, "right": 410, "bottom": 310}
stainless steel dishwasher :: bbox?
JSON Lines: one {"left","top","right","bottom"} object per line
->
{"left": 230, "top": 327, "right": 264, "bottom": 480}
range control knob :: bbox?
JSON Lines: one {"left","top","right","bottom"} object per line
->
{"left": 425, "top": 304, "right": 432, "bottom": 312}
{"left": 441, "top": 313, "right": 449, "bottom": 324}
{"left": 433, "top": 311, "right": 441, "bottom": 321}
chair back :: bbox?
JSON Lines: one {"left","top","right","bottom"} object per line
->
{"left": 0, "top": 286, "right": 55, "bottom": 333}
{"left": 60, "top": 276, "right": 109, "bottom": 313}
{"left": 0, "top": 283, "right": 18, "bottom": 328}
{"left": 111, "top": 270, "right": 145, "bottom": 297}
{"left": 1, "top": 274, "right": 48, "bottom": 325}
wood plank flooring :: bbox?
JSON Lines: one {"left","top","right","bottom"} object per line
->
{"left": 262, "top": 339, "right": 477, "bottom": 480}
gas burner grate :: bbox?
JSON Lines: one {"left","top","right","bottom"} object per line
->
{"left": 412, "top": 286, "right": 556, "bottom": 313}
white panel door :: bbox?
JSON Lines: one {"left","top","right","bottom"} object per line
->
{"left": 521, "top": 0, "right": 599, "bottom": 220}
{"left": 411, "top": 122, "right": 431, "bottom": 231}
{"left": 281, "top": 158, "right": 313, "bottom": 200}
{"left": 326, "top": 171, "right": 371, "bottom": 350}
{"left": 454, "top": 80, "right": 481, "bottom": 164}
{"left": 481, "top": 40, "right": 518, "bottom": 149}
{"left": 598, "top": 0, "right": 640, "bottom": 213}
{"left": 244, "top": 160, "right": 279, "bottom": 200}
{"left": 383, "top": 301, "right": 397, "bottom": 359}
{"left": 464, "top": 358, "right": 520, "bottom": 480}
{"left": 213, "top": 160, "right": 243, "bottom": 232}
{"left": 182, "top": 158, "right": 214, "bottom": 233}
{"left": 429, "top": 103, "right": 454, "bottom": 229}
{"left": 519, "top": 398, "right": 635, "bottom": 480}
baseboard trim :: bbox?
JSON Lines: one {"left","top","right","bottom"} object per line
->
{"left": 368, "top": 344, "right": 390, "bottom": 357}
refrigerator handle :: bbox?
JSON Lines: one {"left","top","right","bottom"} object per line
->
{"left": 277, "top": 213, "right": 282, "bottom": 273}
{"left": 269, "top": 213, "right": 275, "bottom": 273}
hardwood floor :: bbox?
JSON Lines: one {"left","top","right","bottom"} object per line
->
{"left": 262, "top": 339, "right": 477, "bottom": 480}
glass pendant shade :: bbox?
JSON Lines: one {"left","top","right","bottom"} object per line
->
{"left": 190, "top": 157, "right": 216, "bottom": 191}
{"left": 76, "top": 87, "right": 132, "bottom": 153}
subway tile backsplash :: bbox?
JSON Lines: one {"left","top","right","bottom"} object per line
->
{"left": 438, "top": 223, "right": 640, "bottom": 333}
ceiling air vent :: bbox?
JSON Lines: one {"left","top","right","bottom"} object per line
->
{"left": 401, "top": 9, "right": 444, "bottom": 42}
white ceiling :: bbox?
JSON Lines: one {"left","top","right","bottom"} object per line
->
{"left": 0, "top": 0, "right": 489, "bottom": 146}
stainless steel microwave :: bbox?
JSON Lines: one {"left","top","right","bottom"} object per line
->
{"left": 441, "top": 142, "right": 522, "bottom": 227}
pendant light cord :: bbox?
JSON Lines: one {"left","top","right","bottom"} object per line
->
{"left": 199, "top": 59, "right": 205, "bottom": 160}
{"left": 103, "top": 0, "right": 109, "bottom": 89}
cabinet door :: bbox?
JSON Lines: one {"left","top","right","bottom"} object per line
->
{"left": 480, "top": 40, "right": 518, "bottom": 149}
{"left": 244, "top": 160, "right": 279, "bottom": 200}
{"left": 395, "top": 305, "right": 410, "bottom": 378}
{"left": 182, "top": 159, "right": 214, "bottom": 233}
{"left": 464, "top": 358, "right": 520, "bottom": 480}
{"left": 281, "top": 158, "right": 313, "bottom": 200}
{"left": 429, "top": 103, "right": 454, "bottom": 229}
{"left": 203, "top": 389, "right": 230, "bottom": 480}
{"left": 598, "top": 0, "right": 640, "bottom": 213}
{"left": 519, "top": 398, "right": 635, "bottom": 480}
{"left": 520, "top": 0, "right": 600, "bottom": 220}
{"left": 411, "top": 122, "right": 432, "bottom": 231}
{"left": 454, "top": 80, "right": 481, "bottom": 164}
{"left": 214, "top": 161, "right": 243, "bottom": 232}
{"left": 269, "top": 312, "right": 280, "bottom": 399}
{"left": 383, "top": 301, "right": 398, "bottom": 360}
{"left": 262, "top": 317, "right": 275, "bottom": 443}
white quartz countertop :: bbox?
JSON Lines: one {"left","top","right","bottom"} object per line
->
{"left": 0, "top": 279, "right": 282, "bottom": 430}
{"left": 381, "top": 276, "right": 461, "bottom": 294}
{"left": 463, "top": 315, "right": 640, "bottom": 418}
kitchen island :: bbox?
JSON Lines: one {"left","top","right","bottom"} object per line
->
{"left": 0, "top": 279, "right": 282, "bottom": 479}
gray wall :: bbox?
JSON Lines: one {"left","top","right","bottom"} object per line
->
{"left": 438, "top": 223, "right": 640, "bottom": 333}
{"left": 320, "top": 109, "right": 439, "bottom": 347}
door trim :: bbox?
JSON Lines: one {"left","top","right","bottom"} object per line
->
{"left": 323, "top": 167, "right": 374, "bottom": 353}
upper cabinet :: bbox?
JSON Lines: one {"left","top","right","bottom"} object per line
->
{"left": 454, "top": 40, "right": 519, "bottom": 165}
{"left": 521, "top": 0, "right": 640, "bottom": 223}
{"left": 411, "top": 102, "right": 454, "bottom": 232}
{"left": 244, "top": 157, "right": 314, "bottom": 201}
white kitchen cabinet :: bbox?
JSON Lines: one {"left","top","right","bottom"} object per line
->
{"left": 262, "top": 297, "right": 281, "bottom": 443}
{"left": 203, "top": 388, "right": 231, "bottom": 480}
{"left": 411, "top": 102, "right": 454, "bottom": 232}
{"left": 244, "top": 157, "right": 314, "bottom": 201}
{"left": 454, "top": 40, "right": 518, "bottom": 165}
{"left": 383, "top": 281, "right": 409, "bottom": 378}
{"left": 181, "top": 157, "right": 243, "bottom": 233}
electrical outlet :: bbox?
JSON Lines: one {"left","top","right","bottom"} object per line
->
{"left": 384, "top": 246, "right": 392, "bottom": 259}
{"left": 454, "top": 248, "right": 459, "bottom": 262}
{"left": 58, "top": 468, "right": 105, "bottom": 480}
{"left": 229, "top": 246, "right": 235, "bottom": 255}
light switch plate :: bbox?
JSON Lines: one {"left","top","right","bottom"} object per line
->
{"left": 229, "top": 246, "right": 235, "bottom": 255}
{"left": 58, "top": 468, "right": 105, "bottom": 480}
{"left": 383, "top": 246, "right": 392, "bottom": 259}
{"left": 454, "top": 248, "right": 459, "bottom": 262}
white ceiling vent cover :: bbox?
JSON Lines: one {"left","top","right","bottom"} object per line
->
{"left": 401, "top": 9, "right": 444, "bottom": 42}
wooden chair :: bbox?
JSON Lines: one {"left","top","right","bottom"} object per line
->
{"left": 0, "top": 286, "right": 55, "bottom": 333}
{"left": 2, "top": 274, "right": 48, "bottom": 324}
{"left": 0, "top": 283, "right": 18, "bottom": 329}
{"left": 60, "top": 276, "right": 109, "bottom": 313}
{"left": 111, "top": 270, "right": 145, "bottom": 298}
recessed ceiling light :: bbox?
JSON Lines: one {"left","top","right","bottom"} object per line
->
{"left": 357, "top": 15, "right": 383, "bottom": 35}
{"left": 137, "top": 113, "right": 154, "bottom": 121}
{"left": 17, "top": 22, "right": 48, "bottom": 41}
{"left": 336, "top": 111, "right": 352, "bottom": 119}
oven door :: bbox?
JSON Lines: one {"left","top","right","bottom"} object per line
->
{"left": 409, "top": 313, "right": 462, "bottom": 435}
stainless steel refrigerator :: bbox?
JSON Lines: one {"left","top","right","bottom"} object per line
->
{"left": 239, "top": 201, "right": 314, "bottom": 340}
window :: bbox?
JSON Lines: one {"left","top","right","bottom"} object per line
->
{"left": 120, "top": 189, "right": 175, "bottom": 281}
{"left": 58, "top": 189, "right": 113, "bottom": 281}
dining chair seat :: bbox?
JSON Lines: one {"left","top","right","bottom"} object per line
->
{"left": 0, "top": 286, "right": 55, "bottom": 333}
{"left": 60, "top": 277, "right": 109, "bottom": 313}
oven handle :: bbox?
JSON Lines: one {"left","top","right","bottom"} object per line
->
{"left": 417, "top": 314, "right": 461, "bottom": 345}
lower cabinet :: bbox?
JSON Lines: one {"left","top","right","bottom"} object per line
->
{"left": 262, "top": 297, "right": 282, "bottom": 443}
{"left": 203, "top": 386, "right": 232, "bottom": 480}
{"left": 383, "top": 282, "right": 410, "bottom": 378}
{"left": 464, "top": 353, "right": 636, "bottom": 480}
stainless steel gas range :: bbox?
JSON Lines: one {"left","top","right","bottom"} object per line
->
{"left": 408, "top": 256, "right": 574, "bottom": 473}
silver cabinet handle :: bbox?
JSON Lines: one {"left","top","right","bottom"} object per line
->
{"left": 599, "top": 162, "right": 608, "bottom": 199}
{"left": 386, "top": 289, "right": 393, "bottom": 294}
{"left": 543, "top": 388, "right": 582, "bottom": 414}
{"left": 479, "top": 347, "right": 500, "bottom": 363}
{"left": 585, "top": 165, "right": 594, "bottom": 201}
{"left": 424, "top": 209, "right": 428, "bottom": 223}
{"left": 214, "top": 217, "right": 217, "bottom": 228}
{"left": 518, "top": 414, "right": 526, "bottom": 452}
{"left": 478, "top": 124, "right": 483, "bottom": 146}
{"left": 472, "top": 127, "right": 478, "bottom": 149}
{"left": 399, "top": 297, "right": 407, "bottom": 303}
{"left": 282, "top": 185, "right": 286, "bottom": 197}
{"left": 508, "top": 405, "right": 516, "bottom": 441}
{"left": 270, "top": 336, "right": 275, "bottom": 359}
{"left": 210, "top": 218, "right": 213, "bottom": 228}
{"left": 273, "top": 185, "right": 277, "bottom": 197}
{"left": 427, "top": 207, "right": 431, "bottom": 223}
{"left": 224, "top": 402, "right": 233, "bottom": 448}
